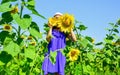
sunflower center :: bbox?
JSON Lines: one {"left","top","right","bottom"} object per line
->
{"left": 71, "top": 51, "right": 76, "bottom": 57}
{"left": 5, "top": 26, "right": 10, "bottom": 30}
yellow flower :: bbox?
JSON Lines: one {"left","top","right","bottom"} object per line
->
{"left": 59, "top": 13, "right": 74, "bottom": 33}
{"left": 40, "top": 46, "right": 45, "bottom": 51}
{"left": 29, "top": 41, "right": 36, "bottom": 46}
{"left": 48, "top": 17, "right": 61, "bottom": 27}
{"left": 93, "top": 49, "right": 100, "bottom": 53}
{"left": 112, "top": 42, "right": 115, "bottom": 45}
{"left": 115, "top": 39, "right": 120, "bottom": 46}
{"left": 20, "top": 35, "right": 26, "bottom": 39}
{"left": 10, "top": 6, "right": 19, "bottom": 14}
{"left": 66, "top": 37, "right": 69, "bottom": 41}
{"left": 27, "top": 36, "right": 33, "bottom": 40}
{"left": 67, "top": 48, "right": 80, "bottom": 61}
{"left": 3, "top": 24, "right": 12, "bottom": 32}
{"left": 92, "top": 38, "right": 95, "bottom": 43}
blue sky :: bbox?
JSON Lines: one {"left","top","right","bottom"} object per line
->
{"left": 31, "top": 0, "right": 120, "bottom": 43}
{"left": 1, "top": 0, "right": 120, "bottom": 43}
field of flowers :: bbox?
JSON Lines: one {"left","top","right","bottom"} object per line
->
{"left": 0, "top": 0, "right": 120, "bottom": 75}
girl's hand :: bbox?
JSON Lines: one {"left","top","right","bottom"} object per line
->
{"left": 69, "top": 28, "right": 77, "bottom": 42}
{"left": 48, "top": 22, "right": 53, "bottom": 28}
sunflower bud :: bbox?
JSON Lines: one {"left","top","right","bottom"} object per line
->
{"left": 10, "top": 6, "right": 19, "bottom": 14}
{"left": 20, "top": 35, "right": 26, "bottom": 39}
{"left": 92, "top": 38, "right": 95, "bottom": 43}
{"left": 27, "top": 36, "right": 33, "bottom": 40}
{"left": 29, "top": 41, "right": 36, "bottom": 46}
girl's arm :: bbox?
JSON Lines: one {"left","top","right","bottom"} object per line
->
{"left": 46, "top": 23, "right": 53, "bottom": 42}
{"left": 68, "top": 29, "right": 77, "bottom": 42}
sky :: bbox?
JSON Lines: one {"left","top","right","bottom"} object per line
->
{"left": 31, "top": 0, "right": 120, "bottom": 43}
{"left": 1, "top": 0, "right": 120, "bottom": 43}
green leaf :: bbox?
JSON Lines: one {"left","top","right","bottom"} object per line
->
{"left": 95, "top": 42, "right": 103, "bottom": 45}
{"left": 27, "top": 0, "right": 35, "bottom": 6}
{"left": 117, "top": 18, "right": 120, "bottom": 25}
{"left": 0, "top": 61, "right": 5, "bottom": 66}
{"left": 0, "top": 31, "right": 9, "bottom": 43}
{"left": 29, "top": 28, "right": 42, "bottom": 38}
{"left": 4, "top": 41, "right": 20, "bottom": 57}
{"left": 0, "top": 51, "right": 12, "bottom": 64}
{"left": 49, "top": 51, "right": 57, "bottom": 65}
{"left": 75, "top": 63, "right": 82, "bottom": 75}
{"left": 19, "top": 68, "right": 26, "bottom": 75}
{"left": 106, "top": 50, "right": 112, "bottom": 56}
{"left": 105, "top": 70, "right": 111, "bottom": 75}
{"left": 2, "top": 12, "right": 13, "bottom": 23}
{"left": 85, "top": 36, "right": 93, "bottom": 42}
{"left": 30, "top": 22, "right": 40, "bottom": 32}
{"left": 25, "top": 47, "right": 36, "bottom": 59}
{"left": 79, "top": 38, "right": 88, "bottom": 48}
{"left": 78, "top": 25, "right": 87, "bottom": 31}
{"left": 3, "top": 37, "right": 13, "bottom": 46}
{"left": 104, "top": 38, "right": 112, "bottom": 43}
{"left": 87, "top": 53, "right": 94, "bottom": 61}
{"left": 83, "top": 65, "right": 88, "bottom": 73}
{"left": 1, "top": 0, "right": 17, "bottom": 4}
{"left": 61, "top": 49, "right": 65, "bottom": 56}
{"left": 26, "top": 5, "right": 46, "bottom": 19}
{"left": 0, "top": 2, "right": 12, "bottom": 12}
{"left": 12, "top": 14, "right": 32, "bottom": 29}
{"left": 113, "top": 29, "right": 119, "bottom": 33}
{"left": 105, "top": 58, "right": 111, "bottom": 64}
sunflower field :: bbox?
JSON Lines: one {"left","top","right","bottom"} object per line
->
{"left": 0, "top": 0, "right": 120, "bottom": 75}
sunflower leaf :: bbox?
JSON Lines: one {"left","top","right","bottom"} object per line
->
{"left": 4, "top": 41, "right": 20, "bottom": 57}
{"left": 12, "top": 14, "right": 32, "bottom": 29}
{"left": 24, "top": 47, "right": 36, "bottom": 60}
{"left": 29, "top": 28, "right": 42, "bottom": 38}
{"left": 49, "top": 51, "right": 57, "bottom": 65}
{"left": 0, "top": 2, "right": 12, "bottom": 12}
{"left": 61, "top": 49, "right": 65, "bottom": 56}
{"left": 26, "top": 5, "right": 46, "bottom": 19}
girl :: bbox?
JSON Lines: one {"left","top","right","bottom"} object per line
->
{"left": 42, "top": 12, "right": 77, "bottom": 75}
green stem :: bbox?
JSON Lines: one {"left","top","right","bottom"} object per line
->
{"left": 74, "top": 25, "right": 81, "bottom": 48}
{"left": 74, "top": 25, "right": 80, "bottom": 38}
{"left": 80, "top": 52, "right": 83, "bottom": 75}
{"left": 108, "top": 23, "right": 117, "bottom": 37}
{"left": 17, "top": 1, "right": 24, "bottom": 75}
{"left": 18, "top": 1, "right": 24, "bottom": 37}
{"left": 30, "top": 49, "right": 41, "bottom": 73}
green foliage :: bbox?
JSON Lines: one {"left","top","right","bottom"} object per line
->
{"left": 49, "top": 51, "right": 57, "bottom": 65}
{"left": 12, "top": 13, "right": 32, "bottom": 29}
{"left": 0, "top": 0, "right": 120, "bottom": 75}
{"left": 0, "top": 2, "right": 12, "bottom": 12}
{"left": 29, "top": 28, "right": 42, "bottom": 38}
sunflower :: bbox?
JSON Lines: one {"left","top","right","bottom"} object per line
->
{"left": 20, "top": 35, "right": 26, "bottom": 39}
{"left": 59, "top": 13, "right": 74, "bottom": 33}
{"left": 67, "top": 48, "right": 80, "bottom": 61}
{"left": 27, "top": 36, "right": 33, "bottom": 40}
{"left": 3, "top": 24, "right": 12, "bottom": 32}
{"left": 29, "top": 41, "right": 36, "bottom": 46}
{"left": 48, "top": 17, "right": 61, "bottom": 27}
{"left": 10, "top": 6, "right": 19, "bottom": 14}
{"left": 92, "top": 38, "right": 95, "bottom": 43}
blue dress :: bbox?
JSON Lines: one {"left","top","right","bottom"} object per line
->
{"left": 42, "top": 29, "right": 66, "bottom": 75}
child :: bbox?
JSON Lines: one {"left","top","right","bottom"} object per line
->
{"left": 42, "top": 12, "right": 77, "bottom": 75}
